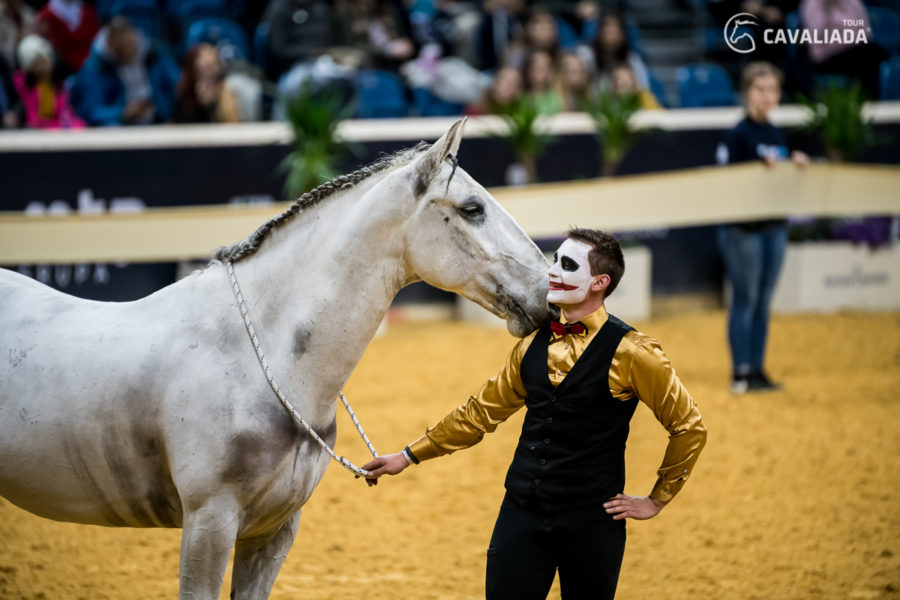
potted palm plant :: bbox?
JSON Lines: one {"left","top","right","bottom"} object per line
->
{"left": 498, "top": 95, "right": 556, "bottom": 185}
{"left": 583, "top": 88, "right": 642, "bottom": 177}
{"left": 800, "top": 81, "right": 872, "bottom": 162}
{"left": 280, "top": 85, "right": 353, "bottom": 199}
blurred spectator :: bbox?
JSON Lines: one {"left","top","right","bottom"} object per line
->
{"left": 800, "top": 0, "right": 888, "bottom": 98}
{"left": 522, "top": 7, "right": 560, "bottom": 58}
{"left": 35, "top": 0, "right": 98, "bottom": 76}
{"left": 12, "top": 33, "right": 83, "bottom": 128}
{"left": 174, "top": 43, "right": 241, "bottom": 123}
{"left": 261, "top": 0, "right": 348, "bottom": 81}
{"left": 465, "top": 63, "right": 522, "bottom": 115}
{"left": 425, "top": 1, "right": 483, "bottom": 66}
{"left": 345, "top": 0, "right": 416, "bottom": 71}
{"left": 738, "top": 0, "right": 798, "bottom": 66}
{"left": 1, "top": 52, "right": 15, "bottom": 127}
{"left": 572, "top": 0, "right": 600, "bottom": 44}
{"left": 1, "top": 0, "right": 36, "bottom": 68}
{"left": 71, "top": 17, "right": 178, "bottom": 126}
{"left": 402, "top": 40, "right": 491, "bottom": 107}
{"left": 506, "top": 7, "right": 562, "bottom": 71}
{"left": 714, "top": 61, "right": 809, "bottom": 395}
{"left": 476, "top": 0, "right": 523, "bottom": 71}
{"left": 608, "top": 63, "right": 661, "bottom": 109}
{"left": 558, "top": 51, "right": 589, "bottom": 111}
{"left": 588, "top": 11, "right": 649, "bottom": 90}
{"left": 522, "top": 47, "right": 561, "bottom": 113}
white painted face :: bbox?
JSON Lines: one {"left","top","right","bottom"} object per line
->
{"left": 547, "top": 238, "right": 594, "bottom": 306}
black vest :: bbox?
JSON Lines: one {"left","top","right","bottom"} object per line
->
{"left": 504, "top": 315, "right": 638, "bottom": 513}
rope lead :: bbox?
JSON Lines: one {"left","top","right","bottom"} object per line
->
{"left": 226, "top": 261, "right": 379, "bottom": 478}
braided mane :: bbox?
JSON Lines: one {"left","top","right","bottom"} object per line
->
{"left": 215, "top": 142, "right": 429, "bottom": 263}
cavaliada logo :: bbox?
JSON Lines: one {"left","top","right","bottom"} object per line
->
{"left": 724, "top": 12, "right": 870, "bottom": 54}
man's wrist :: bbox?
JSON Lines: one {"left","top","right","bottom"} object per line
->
{"left": 402, "top": 446, "right": 419, "bottom": 465}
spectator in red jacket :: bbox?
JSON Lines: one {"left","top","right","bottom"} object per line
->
{"left": 35, "top": 0, "right": 99, "bottom": 76}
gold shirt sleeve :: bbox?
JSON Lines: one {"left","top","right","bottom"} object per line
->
{"left": 407, "top": 333, "right": 535, "bottom": 462}
{"left": 611, "top": 331, "right": 707, "bottom": 504}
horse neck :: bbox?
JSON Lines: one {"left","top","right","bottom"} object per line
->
{"left": 233, "top": 173, "right": 412, "bottom": 401}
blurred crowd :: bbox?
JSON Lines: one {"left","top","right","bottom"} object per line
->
{"left": 0, "top": 0, "right": 896, "bottom": 129}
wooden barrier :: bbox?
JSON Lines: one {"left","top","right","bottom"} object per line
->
{"left": 1, "top": 162, "right": 898, "bottom": 265}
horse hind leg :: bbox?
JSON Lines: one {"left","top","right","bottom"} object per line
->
{"left": 230, "top": 510, "right": 301, "bottom": 600}
{"left": 179, "top": 498, "right": 241, "bottom": 600}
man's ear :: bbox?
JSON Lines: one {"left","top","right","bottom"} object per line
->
{"left": 592, "top": 274, "right": 611, "bottom": 293}
{"left": 415, "top": 117, "right": 467, "bottom": 196}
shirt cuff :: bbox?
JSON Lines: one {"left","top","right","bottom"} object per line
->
{"left": 649, "top": 465, "right": 693, "bottom": 504}
{"left": 407, "top": 435, "right": 445, "bottom": 463}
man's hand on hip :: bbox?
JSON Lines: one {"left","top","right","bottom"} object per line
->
{"left": 603, "top": 494, "right": 664, "bottom": 520}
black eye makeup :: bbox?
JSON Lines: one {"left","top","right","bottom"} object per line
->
{"left": 561, "top": 256, "right": 579, "bottom": 272}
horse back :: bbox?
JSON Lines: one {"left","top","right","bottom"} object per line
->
{"left": 0, "top": 268, "right": 187, "bottom": 527}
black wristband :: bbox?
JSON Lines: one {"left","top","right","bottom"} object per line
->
{"left": 404, "top": 445, "right": 420, "bottom": 465}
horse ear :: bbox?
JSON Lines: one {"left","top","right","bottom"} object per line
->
{"left": 415, "top": 117, "right": 467, "bottom": 195}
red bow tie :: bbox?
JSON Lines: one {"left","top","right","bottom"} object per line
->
{"left": 550, "top": 320, "right": 587, "bottom": 337}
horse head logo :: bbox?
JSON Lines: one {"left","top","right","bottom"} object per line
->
{"left": 724, "top": 13, "right": 758, "bottom": 54}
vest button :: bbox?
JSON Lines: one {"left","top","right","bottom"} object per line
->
{"left": 534, "top": 479, "right": 541, "bottom": 485}
{"left": 549, "top": 395, "right": 556, "bottom": 402}
{"left": 544, "top": 438, "right": 550, "bottom": 445}
{"left": 529, "top": 445, "right": 535, "bottom": 451}
{"left": 546, "top": 417, "right": 553, "bottom": 424}
{"left": 539, "top": 458, "right": 546, "bottom": 465}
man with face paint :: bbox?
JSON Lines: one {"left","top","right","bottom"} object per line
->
{"left": 363, "top": 228, "right": 707, "bottom": 600}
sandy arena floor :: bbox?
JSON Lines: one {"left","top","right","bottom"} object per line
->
{"left": 1, "top": 310, "right": 899, "bottom": 600}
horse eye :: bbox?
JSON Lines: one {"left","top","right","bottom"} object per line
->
{"left": 458, "top": 201, "right": 485, "bottom": 219}
{"left": 561, "top": 256, "right": 579, "bottom": 272}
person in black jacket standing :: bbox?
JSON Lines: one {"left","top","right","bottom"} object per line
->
{"left": 715, "top": 61, "right": 809, "bottom": 394}
{"left": 363, "top": 228, "right": 707, "bottom": 600}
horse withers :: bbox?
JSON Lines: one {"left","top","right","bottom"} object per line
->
{"left": 0, "top": 119, "right": 553, "bottom": 599}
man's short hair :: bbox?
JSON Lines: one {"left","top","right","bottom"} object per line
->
{"left": 566, "top": 228, "right": 625, "bottom": 297}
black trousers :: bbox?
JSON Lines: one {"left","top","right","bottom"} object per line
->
{"left": 485, "top": 494, "right": 626, "bottom": 600}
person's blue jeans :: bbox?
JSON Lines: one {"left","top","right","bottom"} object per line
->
{"left": 717, "top": 223, "right": 788, "bottom": 375}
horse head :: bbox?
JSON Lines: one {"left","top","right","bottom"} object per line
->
{"left": 399, "top": 119, "right": 553, "bottom": 337}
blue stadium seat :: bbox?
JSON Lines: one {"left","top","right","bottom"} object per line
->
{"left": 625, "top": 17, "right": 646, "bottom": 60}
{"left": 556, "top": 18, "right": 579, "bottom": 50}
{"left": 411, "top": 88, "right": 464, "bottom": 117}
{"left": 253, "top": 21, "right": 270, "bottom": 71}
{"left": 880, "top": 57, "right": 900, "bottom": 99}
{"left": 784, "top": 11, "right": 800, "bottom": 60}
{"left": 868, "top": 7, "right": 900, "bottom": 55}
{"left": 676, "top": 63, "right": 736, "bottom": 108}
{"left": 648, "top": 70, "right": 667, "bottom": 107}
{"left": 184, "top": 17, "right": 249, "bottom": 62}
{"left": 355, "top": 70, "right": 408, "bottom": 119}
{"left": 167, "top": 0, "right": 228, "bottom": 26}
{"left": 0, "top": 80, "right": 9, "bottom": 116}
{"left": 704, "top": 26, "right": 726, "bottom": 53}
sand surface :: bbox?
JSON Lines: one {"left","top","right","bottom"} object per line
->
{"left": 1, "top": 310, "right": 899, "bottom": 599}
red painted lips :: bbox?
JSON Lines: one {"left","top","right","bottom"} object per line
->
{"left": 549, "top": 282, "right": 578, "bottom": 291}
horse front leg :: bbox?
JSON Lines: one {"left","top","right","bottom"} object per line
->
{"left": 230, "top": 510, "right": 301, "bottom": 599}
{"left": 179, "top": 498, "right": 240, "bottom": 600}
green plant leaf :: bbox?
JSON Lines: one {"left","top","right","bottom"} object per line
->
{"left": 582, "top": 88, "right": 643, "bottom": 165}
{"left": 494, "top": 95, "right": 558, "bottom": 164}
{"left": 799, "top": 82, "right": 871, "bottom": 161}
{"left": 281, "top": 83, "right": 352, "bottom": 199}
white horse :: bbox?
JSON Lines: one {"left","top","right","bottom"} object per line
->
{"left": 0, "top": 119, "right": 552, "bottom": 599}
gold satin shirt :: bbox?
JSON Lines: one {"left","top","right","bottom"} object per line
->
{"left": 408, "top": 305, "right": 707, "bottom": 504}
